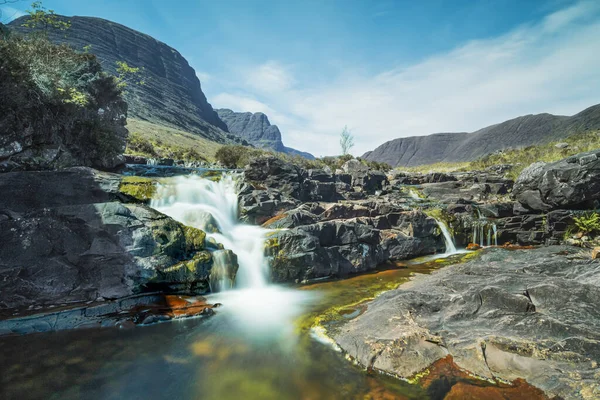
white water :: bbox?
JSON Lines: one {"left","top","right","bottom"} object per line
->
{"left": 472, "top": 207, "right": 498, "bottom": 247}
{"left": 151, "top": 174, "right": 268, "bottom": 288}
{"left": 150, "top": 173, "right": 314, "bottom": 338}
{"left": 435, "top": 219, "right": 458, "bottom": 254}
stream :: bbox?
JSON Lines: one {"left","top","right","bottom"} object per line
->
{"left": 0, "top": 173, "right": 471, "bottom": 400}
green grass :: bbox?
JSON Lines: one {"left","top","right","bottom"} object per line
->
{"left": 125, "top": 118, "right": 223, "bottom": 162}
{"left": 393, "top": 130, "right": 600, "bottom": 180}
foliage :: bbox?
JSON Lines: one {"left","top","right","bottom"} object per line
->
{"left": 469, "top": 131, "right": 600, "bottom": 180}
{"left": 215, "top": 145, "right": 261, "bottom": 168}
{"left": 22, "top": 1, "right": 70, "bottom": 34}
{"left": 573, "top": 212, "right": 600, "bottom": 235}
{"left": 394, "top": 130, "right": 600, "bottom": 180}
{"left": 126, "top": 131, "right": 209, "bottom": 162}
{"left": 214, "top": 144, "right": 391, "bottom": 172}
{"left": 0, "top": 33, "right": 127, "bottom": 169}
{"left": 340, "top": 125, "right": 354, "bottom": 155}
{"left": 115, "top": 60, "right": 145, "bottom": 89}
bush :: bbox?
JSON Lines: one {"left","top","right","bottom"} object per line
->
{"left": 215, "top": 145, "right": 259, "bottom": 168}
{"left": 0, "top": 34, "right": 127, "bottom": 170}
{"left": 573, "top": 212, "right": 600, "bottom": 235}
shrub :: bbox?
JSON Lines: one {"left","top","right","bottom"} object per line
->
{"left": 573, "top": 212, "right": 600, "bottom": 235}
{"left": 0, "top": 34, "right": 127, "bottom": 170}
{"left": 215, "top": 145, "right": 255, "bottom": 168}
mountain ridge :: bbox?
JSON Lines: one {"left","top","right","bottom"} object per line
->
{"left": 9, "top": 15, "right": 240, "bottom": 144}
{"left": 216, "top": 108, "right": 314, "bottom": 159}
{"left": 363, "top": 104, "right": 600, "bottom": 167}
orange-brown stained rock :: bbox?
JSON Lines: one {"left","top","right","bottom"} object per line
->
{"left": 592, "top": 247, "right": 600, "bottom": 260}
{"left": 444, "top": 380, "right": 551, "bottom": 400}
{"left": 501, "top": 242, "right": 536, "bottom": 250}
{"left": 414, "top": 356, "right": 551, "bottom": 400}
{"left": 261, "top": 213, "right": 287, "bottom": 227}
{"left": 466, "top": 243, "right": 482, "bottom": 251}
{"left": 162, "top": 295, "right": 213, "bottom": 317}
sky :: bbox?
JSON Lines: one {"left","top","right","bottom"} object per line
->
{"left": 2, "top": 0, "right": 600, "bottom": 157}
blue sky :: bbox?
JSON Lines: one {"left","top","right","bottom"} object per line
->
{"left": 2, "top": 0, "right": 600, "bottom": 156}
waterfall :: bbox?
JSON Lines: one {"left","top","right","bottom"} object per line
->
{"left": 435, "top": 219, "right": 457, "bottom": 254}
{"left": 150, "top": 173, "right": 268, "bottom": 289}
{"left": 471, "top": 207, "right": 498, "bottom": 247}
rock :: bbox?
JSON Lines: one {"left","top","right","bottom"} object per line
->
{"left": 555, "top": 142, "right": 570, "bottom": 149}
{"left": 209, "top": 250, "right": 239, "bottom": 292}
{"left": 466, "top": 243, "right": 482, "bottom": 250}
{"left": 333, "top": 246, "right": 600, "bottom": 400}
{"left": 341, "top": 159, "right": 388, "bottom": 193}
{"left": 261, "top": 206, "right": 318, "bottom": 229}
{"left": 0, "top": 202, "right": 210, "bottom": 309}
{"left": 265, "top": 211, "right": 443, "bottom": 282}
{"left": 216, "top": 109, "right": 314, "bottom": 158}
{"left": 593, "top": 247, "right": 600, "bottom": 260}
{"left": 244, "top": 156, "right": 304, "bottom": 198}
{"left": 513, "top": 150, "right": 600, "bottom": 211}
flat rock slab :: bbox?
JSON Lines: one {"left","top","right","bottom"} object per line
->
{"left": 333, "top": 246, "right": 600, "bottom": 400}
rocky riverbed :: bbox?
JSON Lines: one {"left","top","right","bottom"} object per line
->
{"left": 332, "top": 246, "right": 600, "bottom": 400}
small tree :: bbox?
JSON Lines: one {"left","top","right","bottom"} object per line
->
{"left": 22, "top": 1, "right": 70, "bottom": 34}
{"left": 115, "top": 60, "right": 145, "bottom": 90}
{"left": 340, "top": 125, "right": 354, "bottom": 155}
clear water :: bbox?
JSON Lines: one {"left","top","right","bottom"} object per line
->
{"left": 0, "top": 175, "right": 490, "bottom": 399}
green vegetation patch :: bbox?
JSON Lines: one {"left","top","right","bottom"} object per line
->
{"left": 118, "top": 176, "right": 157, "bottom": 203}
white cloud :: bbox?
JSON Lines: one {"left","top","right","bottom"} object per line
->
{"left": 212, "top": 1, "right": 600, "bottom": 157}
{"left": 0, "top": 5, "right": 26, "bottom": 22}
{"left": 245, "top": 61, "right": 295, "bottom": 94}
{"left": 195, "top": 71, "right": 211, "bottom": 84}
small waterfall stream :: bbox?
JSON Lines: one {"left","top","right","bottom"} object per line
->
{"left": 151, "top": 174, "right": 268, "bottom": 289}
{"left": 472, "top": 207, "right": 498, "bottom": 247}
{"left": 150, "top": 173, "right": 313, "bottom": 337}
{"left": 435, "top": 219, "right": 458, "bottom": 254}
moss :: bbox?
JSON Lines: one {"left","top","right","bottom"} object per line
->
{"left": 161, "top": 251, "right": 212, "bottom": 281}
{"left": 119, "top": 176, "right": 157, "bottom": 203}
{"left": 183, "top": 226, "right": 206, "bottom": 252}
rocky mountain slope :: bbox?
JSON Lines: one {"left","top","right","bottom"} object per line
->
{"left": 10, "top": 15, "right": 239, "bottom": 144}
{"left": 216, "top": 109, "right": 314, "bottom": 159}
{"left": 364, "top": 104, "right": 600, "bottom": 167}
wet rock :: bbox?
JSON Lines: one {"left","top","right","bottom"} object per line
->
{"left": 0, "top": 201, "right": 211, "bottom": 309}
{"left": 261, "top": 205, "right": 318, "bottom": 229}
{"left": 513, "top": 150, "right": 600, "bottom": 211}
{"left": 208, "top": 250, "right": 239, "bottom": 292}
{"left": 333, "top": 246, "right": 600, "bottom": 400}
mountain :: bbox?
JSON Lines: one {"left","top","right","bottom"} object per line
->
{"left": 363, "top": 104, "right": 600, "bottom": 167}
{"left": 216, "top": 109, "right": 314, "bottom": 159}
{"left": 9, "top": 15, "right": 241, "bottom": 144}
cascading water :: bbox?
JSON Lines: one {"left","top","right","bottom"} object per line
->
{"left": 151, "top": 173, "right": 268, "bottom": 289}
{"left": 472, "top": 207, "right": 498, "bottom": 247}
{"left": 434, "top": 219, "right": 458, "bottom": 254}
{"left": 150, "top": 173, "right": 313, "bottom": 337}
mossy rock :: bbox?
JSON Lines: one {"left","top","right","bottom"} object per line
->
{"left": 159, "top": 250, "right": 212, "bottom": 282}
{"left": 184, "top": 225, "right": 206, "bottom": 252}
{"left": 119, "top": 176, "right": 157, "bottom": 203}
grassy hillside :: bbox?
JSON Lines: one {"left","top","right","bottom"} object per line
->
{"left": 125, "top": 118, "right": 223, "bottom": 162}
{"left": 397, "top": 130, "right": 600, "bottom": 179}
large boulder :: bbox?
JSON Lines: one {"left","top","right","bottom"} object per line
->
{"left": 513, "top": 150, "right": 600, "bottom": 211}
{"left": 0, "top": 202, "right": 211, "bottom": 309}
{"left": 0, "top": 168, "right": 223, "bottom": 310}
{"left": 333, "top": 246, "right": 600, "bottom": 400}
{"left": 265, "top": 211, "right": 444, "bottom": 282}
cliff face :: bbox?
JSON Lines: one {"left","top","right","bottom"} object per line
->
{"left": 216, "top": 109, "right": 315, "bottom": 159}
{"left": 10, "top": 15, "right": 236, "bottom": 143}
{"left": 364, "top": 104, "right": 600, "bottom": 167}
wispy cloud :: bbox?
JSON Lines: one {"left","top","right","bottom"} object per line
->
{"left": 0, "top": 5, "right": 27, "bottom": 23}
{"left": 213, "top": 1, "right": 600, "bottom": 157}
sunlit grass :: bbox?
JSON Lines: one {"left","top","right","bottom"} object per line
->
{"left": 393, "top": 130, "right": 600, "bottom": 179}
